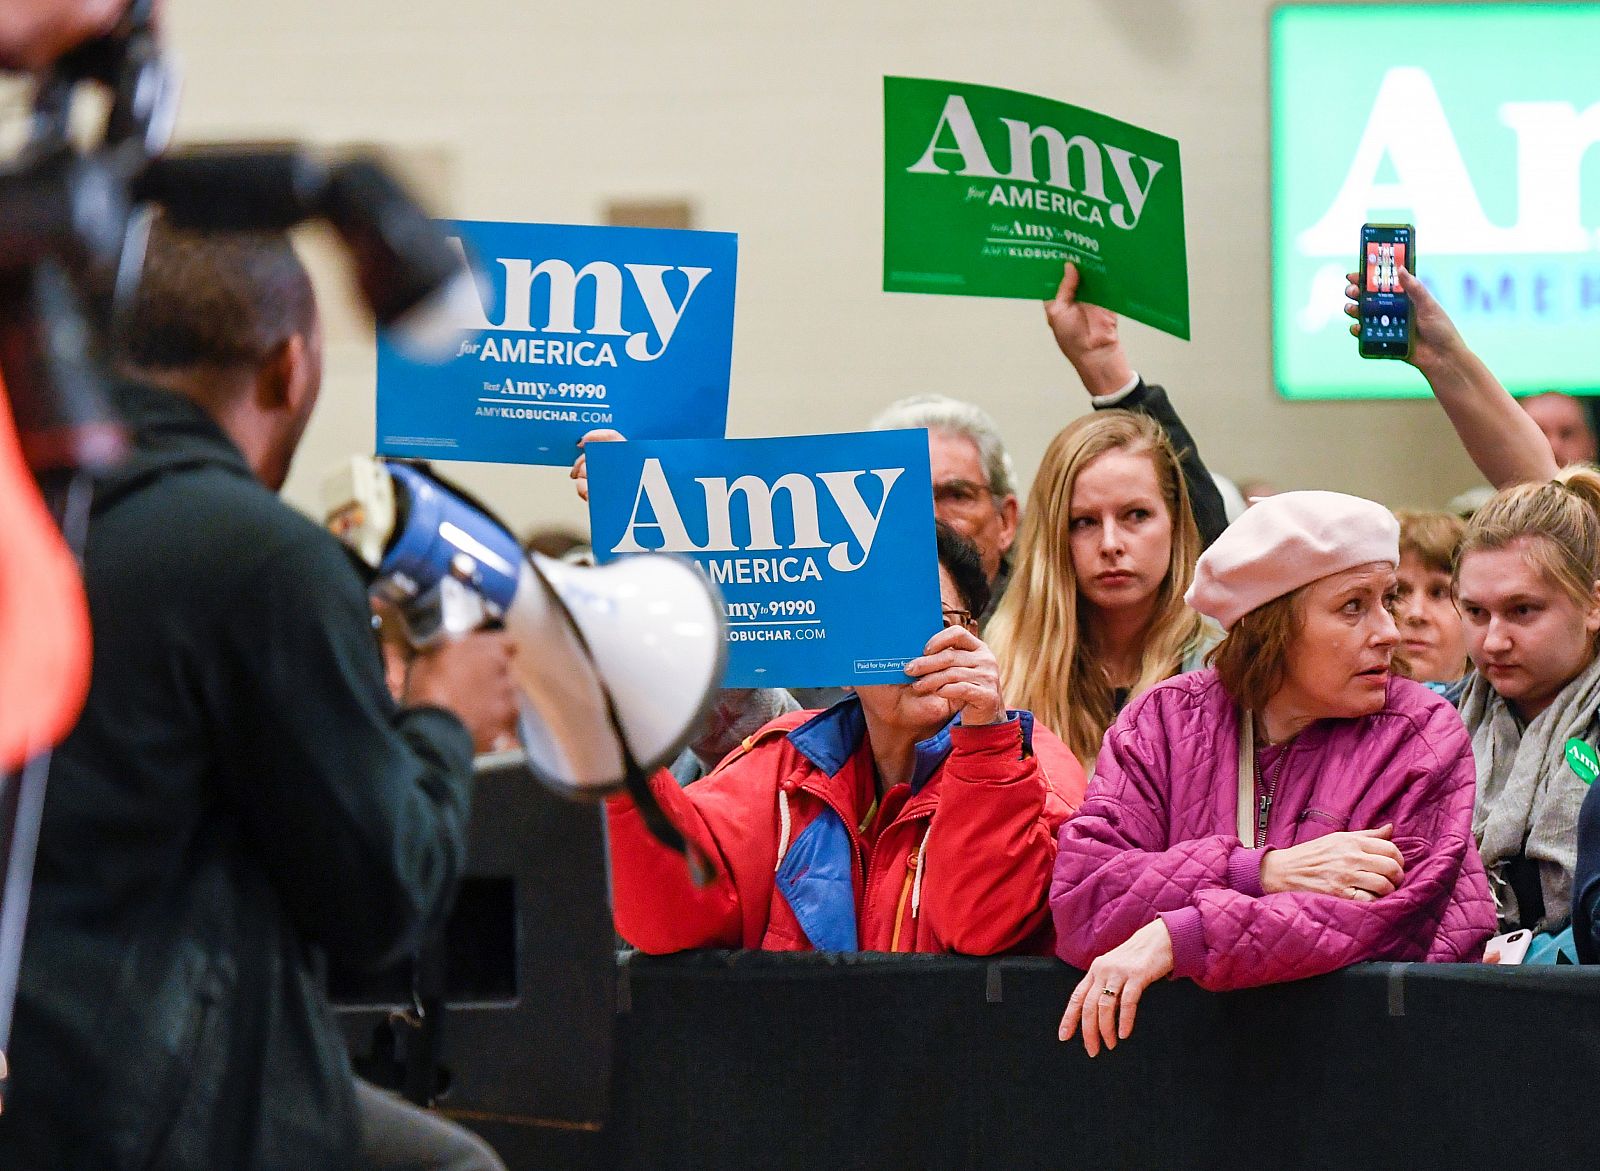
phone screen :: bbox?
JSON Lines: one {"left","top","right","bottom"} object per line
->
{"left": 1359, "top": 224, "right": 1414, "bottom": 358}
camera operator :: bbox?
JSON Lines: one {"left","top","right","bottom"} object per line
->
{"left": 0, "top": 218, "right": 513, "bottom": 1169}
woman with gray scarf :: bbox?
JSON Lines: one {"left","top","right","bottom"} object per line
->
{"left": 1448, "top": 468, "right": 1600, "bottom": 963}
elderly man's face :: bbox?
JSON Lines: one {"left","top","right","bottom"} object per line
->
{"left": 927, "top": 429, "right": 1017, "bottom": 585}
{"left": 1522, "top": 393, "right": 1597, "bottom": 467}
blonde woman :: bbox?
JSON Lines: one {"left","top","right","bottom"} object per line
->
{"left": 987, "top": 411, "right": 1215, "bottom": 768}
{"left": 1449, "top": 469, "right": 1600, "bottom": 962}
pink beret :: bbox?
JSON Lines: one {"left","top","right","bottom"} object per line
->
{"left": 1184, "top": 491, "right": 1399, "bottom": 630}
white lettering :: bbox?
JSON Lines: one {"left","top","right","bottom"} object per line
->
{"left": 497, "top": 259, "right": 630, "bottom": 337}
{"left": 610, "top": 464, "right": 904, "bottom": 573}
{"left": 1104, "top": 146, "right": 1164, "bottom": 230}
{"left": 987, "top": 185, "right": 1107, "bottom": 226}
{"left": 1498, "top": 100, "right": 1600, "bottom": 251}
{"left": 706, "top": 557, "right": 823, "bottom": 585}
{"left": 696, "top": 474, "right": 830, "bottom": 553}
{"left": 1299, "top": 68, "right": 1515, "bottom": 256}
{"left": 622, "top": 264, "right": 711, "bottom": 361}
{"left": 443, "top": 237, "right": 708, "bottom": 361}
{"left": 611, "top": 458, "right": 701, "bottom": 554}
{"left": 909, "top": 95, "right": 1162, "bottom": 229}
{"left": 816, "top": 468, "right": 905, "bottom": 571}
{"left": 906, "top": 94, "right": 1002, "bottom": 177}
{"left": 999, "top": 120, "right": 1108, "bottom": 202}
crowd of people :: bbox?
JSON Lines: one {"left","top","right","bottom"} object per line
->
{"left": 597, "top": 258, "right": 1600, "bottom": 1060}
{"left": 6, "top": 9, "right": 1600, "bottom": 1165}
{"left": 10, "top": 225, "right": 1600, "bottom": 1166}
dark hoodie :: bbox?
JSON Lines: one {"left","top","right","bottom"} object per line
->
{"left": 1575, "top": 774, "right": 1600, "bottom": 963}
{"left": 0, "top": 381, "right": 474, "bottom": 1170}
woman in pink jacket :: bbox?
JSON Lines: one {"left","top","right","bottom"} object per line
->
{"left": 1052, "top": 491, "right": 1495, "bottom": 1056}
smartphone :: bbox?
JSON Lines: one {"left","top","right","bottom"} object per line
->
{"left": 1487, "top": 928, "right": 1533, "bottom": 965}
{"left": 1358, "top": 223, "right": 1415, "bottom": 360}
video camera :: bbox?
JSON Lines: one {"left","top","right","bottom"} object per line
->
{"left": 0, "top": 0, "right": 481, "bottom": 483}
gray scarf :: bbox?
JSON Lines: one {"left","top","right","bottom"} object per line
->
{"left": 1457, "top": 652, "right": 1600, "bottom": 933}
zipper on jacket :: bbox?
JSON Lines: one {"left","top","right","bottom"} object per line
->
{"left": 889, "top": 847, "right": 921, "bottom": 952}
{"left": 861, "top": 789, "right": 938, "bottom": 928}
{"left": 1254, "top": 742, "right": 1292, "bottom": 849}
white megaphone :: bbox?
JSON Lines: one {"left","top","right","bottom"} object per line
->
{"left": 325, "top": 456, "right": 725, "bottom": 858}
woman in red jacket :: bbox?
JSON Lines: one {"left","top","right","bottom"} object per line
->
{"left": 606, "top": 526, "right": 1087, "bottom": 956}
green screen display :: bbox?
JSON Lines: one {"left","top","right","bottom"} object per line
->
{"left": 1272, "top": 4, "right": 1600, "bottom": 399}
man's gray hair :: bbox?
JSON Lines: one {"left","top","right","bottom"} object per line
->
{"left": 869, "top": 394, "right": 1017, "bottom": 498}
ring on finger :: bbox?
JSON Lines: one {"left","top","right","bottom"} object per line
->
{"left": 1100, "top": 986, "right": 1119, "bottom": 999}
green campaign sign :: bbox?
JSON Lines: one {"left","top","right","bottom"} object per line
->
{"left": 1273, "top": 4, "right": 1600, "bottom": 400}
{"left": 883, "top": 76, "right": 1190, "bottom": 339}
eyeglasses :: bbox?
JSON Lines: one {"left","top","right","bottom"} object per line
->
{"left": 932, "top": 479, "right": 995, "bottom": 511}
{"left": 941, "top": 607, "right": 975, "bottom": 629}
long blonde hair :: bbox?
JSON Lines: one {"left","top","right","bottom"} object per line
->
{"left": 988, "top": 411, "right": 1205, "bottom": 765}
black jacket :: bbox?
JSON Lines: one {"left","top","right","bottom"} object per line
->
{"left": 0, "top": 382, "right": 475, "bottom": 1169}
{"left": 1575, "top": 768, "right": 1600, "bottom": 962}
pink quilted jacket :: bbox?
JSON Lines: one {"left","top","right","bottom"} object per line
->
{"left": 1050, "top": 670, "right": 1495, "bottom": 991}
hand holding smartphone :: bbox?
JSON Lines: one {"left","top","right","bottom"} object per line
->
{"left": 1358, "top": 223, "right": 1415, "bottom": 360}
{"left": 1486, "top": 928, "right": 1533, "bottom": 965}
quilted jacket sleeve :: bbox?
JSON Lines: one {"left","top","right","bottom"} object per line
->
{"left": 606, "top": 743, "right": 786, "bottom": 953}
{"left": 1163, "top": 711, "right": 1494, "bottom": 990}
{"left": 1050, "top": 706, "right": 1246, "bottom": 970}
{"left": 919, "top": 718, "right": 1085, "bottom": 955}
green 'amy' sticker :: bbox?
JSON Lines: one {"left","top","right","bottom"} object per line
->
{"left": 1565, "top": 738, "right": 1598, "bottom": 785}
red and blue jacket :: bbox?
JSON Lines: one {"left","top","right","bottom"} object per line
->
{"left": 607, "top": 698, "right": 1086, "bottom": 955}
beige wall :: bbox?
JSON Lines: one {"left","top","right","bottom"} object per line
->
{"left": 161, "top": 0, "right": 1484, "bottom": 535}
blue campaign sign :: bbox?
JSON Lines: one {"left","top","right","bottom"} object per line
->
{"left": 376, "top": 219, "right": 737, "bottom": 466}
{"left": 585, "top": 430, "right": 942, "bottom": 688}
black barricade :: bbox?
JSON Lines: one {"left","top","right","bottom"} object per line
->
{"left": 599, "top": 952, "right": 1600, "bottom": 1169}
{"left": 331, "top": 771, "right": 1600, "bottom": 1171}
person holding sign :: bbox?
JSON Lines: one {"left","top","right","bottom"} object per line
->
{"left": 867, "top": 261, "right": 1224, "bottom": 630}
{"left": 984, "top": 259, "right": 1231, "bottom": 769}
{"left": 1051, "top": 491, "right": 1494, "bottom": 1056}
{"left": 1039, "top": 262, "right": 1228, "bottom": 548}
{"left": 605, "top": 526, "right": 1086, "bottom": 956}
